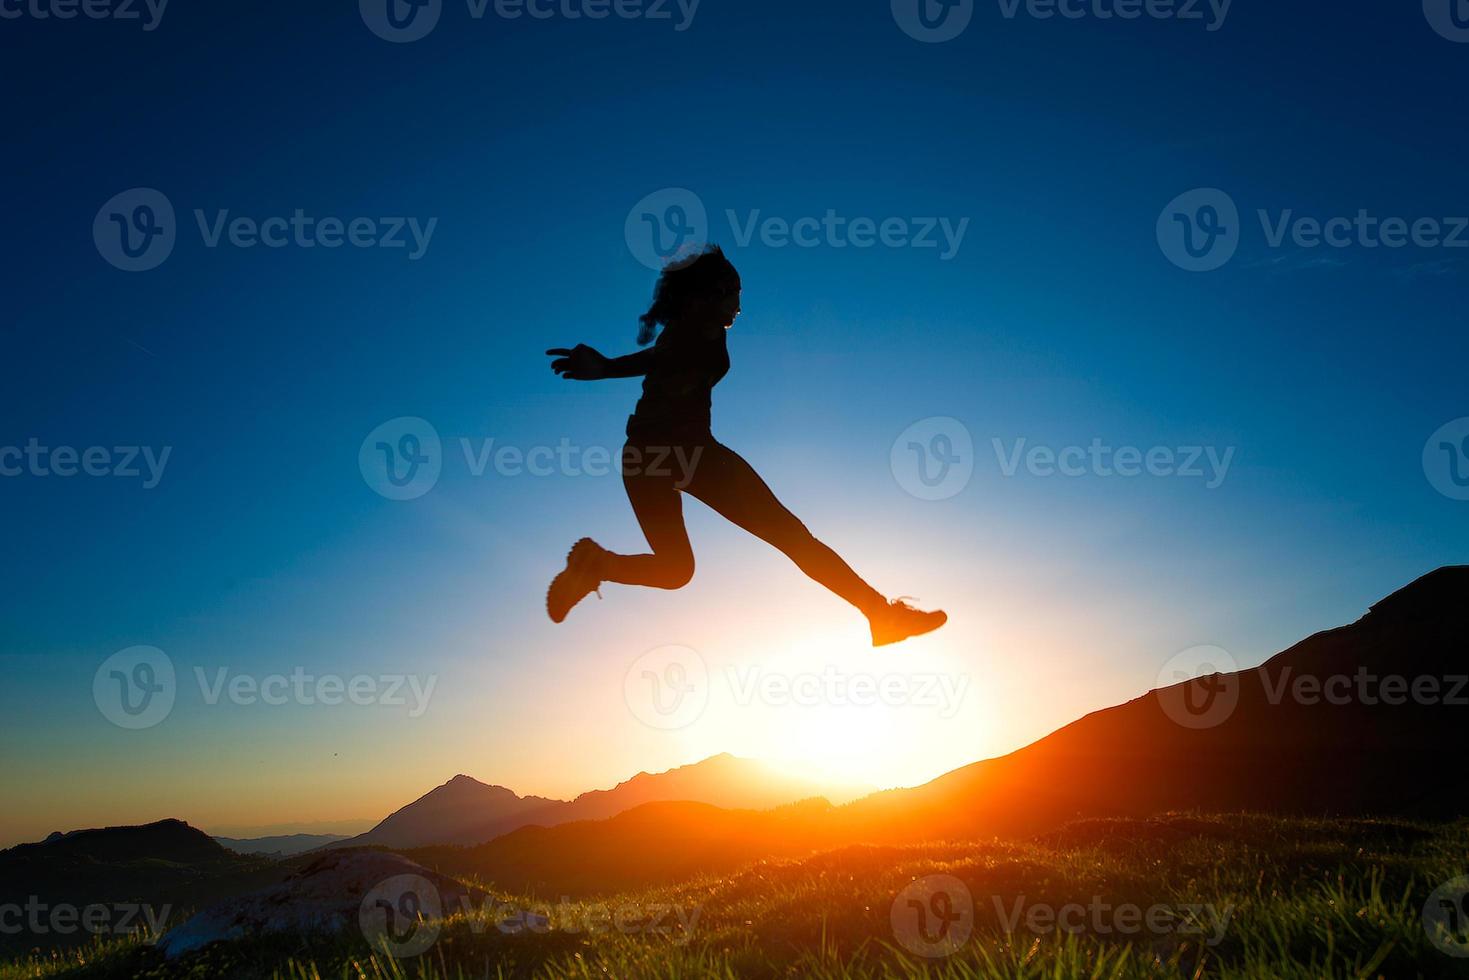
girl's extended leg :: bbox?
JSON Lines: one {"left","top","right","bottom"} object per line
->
{"left": 597, "top": 446, "right": 697, "bottom": 590}
{"left": 555, "top": 438, "right": 944, "bottom": 644}
{"left": 682, "top": 441, "right": 887, "bottom": 616}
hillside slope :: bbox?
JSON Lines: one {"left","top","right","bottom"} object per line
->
{"left": 835, "top": 565, "right": 1468, "bottom": 841}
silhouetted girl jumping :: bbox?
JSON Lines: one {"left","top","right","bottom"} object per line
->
{"left": 546, "top": 246, "right": 946, "bottom": 647}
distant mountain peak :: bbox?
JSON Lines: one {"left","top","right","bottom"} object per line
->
{"left": 444, "top": 774, "right": 495, "bottom": 789}
{"left": 8, "top": 819, "right": 228, "bottom": 863}
{"left": 323, "top": 771, "right": 564, "bottom": 851}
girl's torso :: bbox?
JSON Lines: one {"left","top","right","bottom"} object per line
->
{"left": 627, "top": 323, "right": 729, "bottom": 441}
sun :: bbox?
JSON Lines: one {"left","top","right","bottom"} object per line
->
{"left": 694, "top": 628, "right": 971, "bottom": 791}
{"left": 769, "top": 702, "right": 907, "bottom": 785}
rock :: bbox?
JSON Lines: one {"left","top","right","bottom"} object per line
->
{"left": 157, "top": 849, "right": 488, "bottom": 959}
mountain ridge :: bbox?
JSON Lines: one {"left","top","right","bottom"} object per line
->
{"left": 327, "top": 753, "right": 872, "bottom": 850}
{"left": 17, "top": 567, "right": 1463, "bottom": 905}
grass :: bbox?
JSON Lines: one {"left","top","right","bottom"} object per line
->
{"left": 3, "top": 813, "right": 1467, "bottom": 980}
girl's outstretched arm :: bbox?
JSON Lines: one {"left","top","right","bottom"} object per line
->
{"left": 602, "top": 347, "right": 657, "bottom": 378}
{"left": 546, "top": 345, "right": 655, "bottom": 381}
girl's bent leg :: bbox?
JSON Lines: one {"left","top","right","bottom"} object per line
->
{"left": 597, "top": 444, "right": 696, "bottom": 590}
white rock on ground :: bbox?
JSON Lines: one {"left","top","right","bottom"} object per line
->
{"left": 158, "top": 849, "right": 493, "bottom": 959}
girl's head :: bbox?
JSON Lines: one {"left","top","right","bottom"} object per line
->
{"left": 638, "top": 245, "right": 742, "bottom": 345}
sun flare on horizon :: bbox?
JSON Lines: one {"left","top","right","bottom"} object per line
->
{"left": 668, "top": 628, "right": 985, "bottom": 792}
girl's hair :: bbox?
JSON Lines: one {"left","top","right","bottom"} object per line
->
{"left": 637, "top": 245, "right": 740, "bottom": 345}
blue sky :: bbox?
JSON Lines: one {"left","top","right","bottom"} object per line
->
{"left": 1, "top": 0, "right": 1466, "bottom": 845}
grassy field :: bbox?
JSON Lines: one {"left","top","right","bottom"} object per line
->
{"left": 4, "top": 814, "right": 1468, "bottom": 980}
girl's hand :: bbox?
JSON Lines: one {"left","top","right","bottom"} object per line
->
{"left": 547, "top": 345, "right": 610, "bottom": 381}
